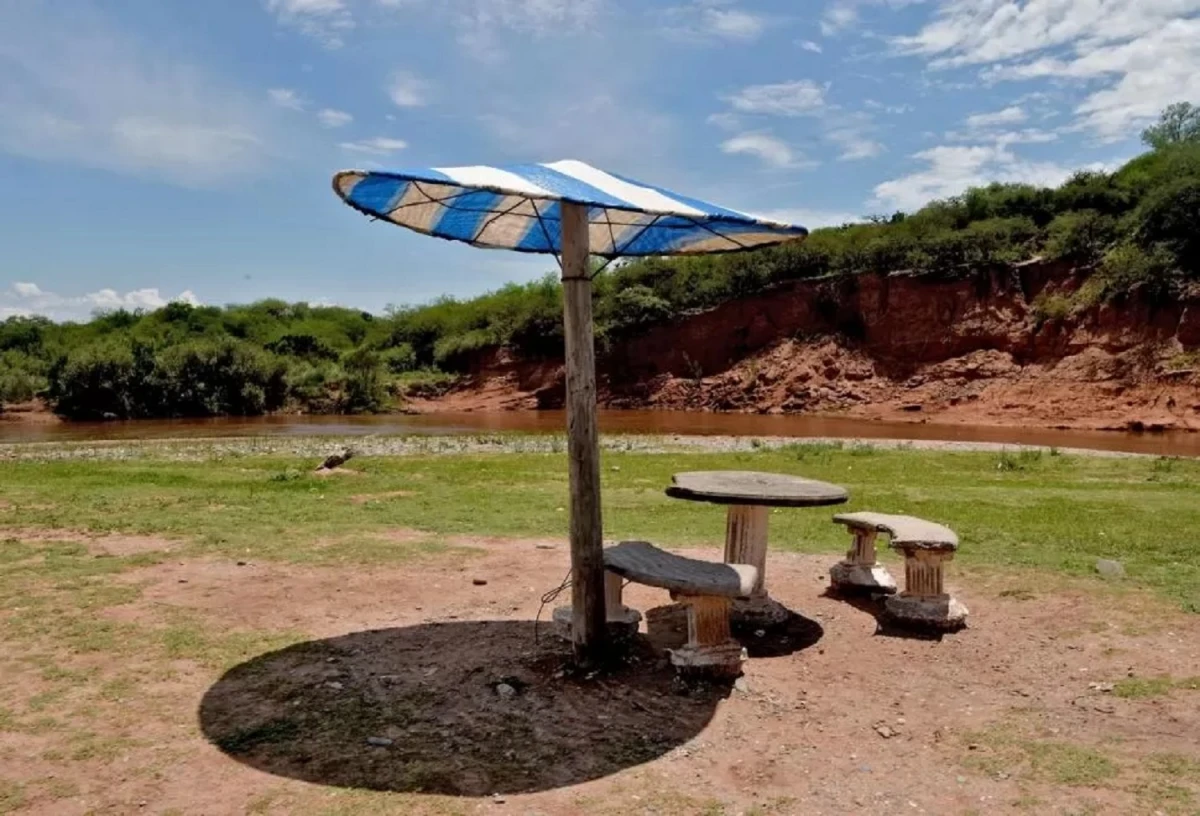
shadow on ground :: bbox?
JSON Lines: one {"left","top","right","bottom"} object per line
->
{"left": 199, "top": 621, "right": 730, "bottom": 796}
{"left": 734, "top": 611, "right": 825, "bottom": 658}
{"left": 821, "top": 589, "right": 947, "bottom": 642}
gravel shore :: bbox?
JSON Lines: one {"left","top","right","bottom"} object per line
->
{"left": 0, "top": 433, "right": 1149, "bottom": 462}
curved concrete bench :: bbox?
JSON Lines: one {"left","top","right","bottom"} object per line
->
{"left": 605, "top": 541, "right": 758, "bottom": 677}
{"left": 603, "top": 541, "right": 758, "bottom": 599}
{"left": 831, "top": 512, "right": 967, "bottom": 630}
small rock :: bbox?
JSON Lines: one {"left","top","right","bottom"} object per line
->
{"left": 956, "top": 776, "right": 966, "bottom": 784}
{"left": 535, "top": 543, "right": 557, "bottom": 550}
{"left": 325, "top": 681, "right": 344, "bottom": 691}
{"left": 874, "top": 724, "right": 896, "bottom": 739}
{"left": 473, "top": 578, "right": 488, "bottom": 586}
{"left": 967, "top": 743, "right": 980, "bottom": 751}
{"left": 1095, "top": 559, "right": 1125, "bottom": 578}
{"left": 754, "top": 629, "right": 766, "bottom": 638}
{"left": 366, "top": 736, "right": 393, "bottom": 747}
{"left": 236, "top": 561, "right": 248, "bottom": 567}
{"left": 1088, "top": 681, "right": 1115, "bottom": 693}
{"left": 734, "top": 677, "right": 750, "bottom": 694}
{"left": 492, "top": 794, "right": 506, "bottom": 804}
{"left": 495, "top": 683, "right": 517, "bottom": 698}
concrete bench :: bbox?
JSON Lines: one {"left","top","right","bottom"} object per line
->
{"left": 831, "top": 512, "right": 967, "bottom": 630}
{"left": 605, "top": 541, "right": 758, "bottom": 677}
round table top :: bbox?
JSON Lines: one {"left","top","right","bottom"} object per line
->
{"left": 666, "top": 470, "right": 849, "bottom": 508}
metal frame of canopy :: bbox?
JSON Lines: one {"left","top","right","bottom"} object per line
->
{"left": 332, "top": 161, "right": 808, "bottom": 666}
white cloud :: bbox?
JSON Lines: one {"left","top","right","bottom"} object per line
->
{"left": 706, "top": 111, "right": 743, "bottom": 131}
{"left": 268, "top": 88, "right": 308, "bottom": 111}
{"left": 317, "top": 108, "right": 353, "bottom": 128}
{"left": 660, "top": 1, "right": 767, "bottom": 42}
{"left": 828, "top": 127, "right": 884, "bottom": 160}
{"left": 865, "top": 99, "right": 913, "bottom": 114}
{"left": 820, "top": 4, "right": 858, "bottom": 36}
{"left": 896, "top": 1, "right": 1200, "bottom": 142}
{"left": 1, "top": 282, "right": 200, "bottom": 322}
{"left": 265, "top": 0, "right": 354, "bottom": 49}
{"left": 720, "top": 133, "right": 810, "bottom": 169}
{"left": 726, "top": 80, "right": 827, "bottom": 116}
{"left": 388, "top": 72, "right": 428, "bottom": 108}
{"left": 454, "top": 0, "right": 604, "bottom": 59}
{"left": 0, "top": 5, "right": 272, "bottom": 187}
{"left": 965, "top": 106, "right": 1026, "bottom": 128}
{"left": 798, "top": 39, "right": 824, "bottom": 53}
{"left": 706, "top": 8, "right": 764, "bottom": 40}
{"left": 339, "top": 137, "right": 408, "bottom": 154}
{"left": 872, "top": 143, "right": 1087, "bottom": 211}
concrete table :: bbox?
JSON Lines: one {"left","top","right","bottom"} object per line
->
{"left": 666, "top": 471, "right": 849, "bottom": 626}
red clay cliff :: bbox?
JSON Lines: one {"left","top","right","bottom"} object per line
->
{"left": 416, "top": 261, "right": 1200, "bottom": 432}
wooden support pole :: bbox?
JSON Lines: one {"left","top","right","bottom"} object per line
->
{"left": 560, "top": 201, "right": 607, "bottom": 665}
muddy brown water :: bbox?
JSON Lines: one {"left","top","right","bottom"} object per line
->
{"left": 2, "top": 410, "right": 1197, "bottom": 457}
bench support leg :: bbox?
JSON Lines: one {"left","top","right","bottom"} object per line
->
{"left": 830, "top": 529, "right": 897, "bottom": 594}
{"left": 885, "top": 549, "right": 968, "bottom": 631}
{"left": 725, "top": 505, "right": 788, "bottom": 627}
{"left": 669, "top": 595, "right": 746, "bottom": 679}
{"left": 553, "top": 571, "right": 641, "bottom": 642}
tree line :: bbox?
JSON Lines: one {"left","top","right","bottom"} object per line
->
{"left": 2, "top": 103, "right": 1198, "bottom": 420}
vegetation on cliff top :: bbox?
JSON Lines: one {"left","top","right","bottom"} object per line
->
{"left": 3, "top": 104, "right": 1199, "bottom": 420}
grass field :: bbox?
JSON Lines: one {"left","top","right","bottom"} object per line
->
{"left": 1, "top": 438, "right": 1199, "bottom": 815}
{"left": 3, "top": 441, "right": 1199, "bottom": 610}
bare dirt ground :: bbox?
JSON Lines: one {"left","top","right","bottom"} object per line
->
{"left": 3, "top": 533, "right": 1199, "bottom": 815}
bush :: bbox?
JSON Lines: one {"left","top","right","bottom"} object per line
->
{"left": 265, "top": 333, "right": 340, "bottom": 361}
{"left": 150, "top": 339, "right": 287, "bottom": 417}
{"left": 603, "top": 285, "right": 673, "bottom": 334}
{"left": 48, "top": 340, "right": 142, "bottom": 420}
{"left": 0, "top": 351, "right": 43, "bottom": 407}
{"left": 1134, "top": 178, "right": 1200, "bottom": 275}
{"left": 1032, "top": 293, "right": 1073, "bottom": 323}
{"left": 1044, "top": 210, "right": 1118, "bottom": 264}
{"left": 340, "top": 347, "right": 389, "bottom": 413}
{"left": 1098, "top": 243, "right": 1178, "bottom": 301}
{"left": 379, "top": 343, "right": 418, "bottom": 374}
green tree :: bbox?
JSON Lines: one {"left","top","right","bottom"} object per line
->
{"left": 1141, "top": 102, "right": 1200, "bottom": 149}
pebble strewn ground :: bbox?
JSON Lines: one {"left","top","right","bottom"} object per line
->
{"left": 0, "top": 433, "right": 1146, "bottom": 462}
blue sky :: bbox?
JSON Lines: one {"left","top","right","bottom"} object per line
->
{"left": 2, "top": 0, "right": 1196, "bottom": 320}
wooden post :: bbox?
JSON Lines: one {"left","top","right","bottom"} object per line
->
{"left": 560, "top": 201, "right": 607, "bottom": 664}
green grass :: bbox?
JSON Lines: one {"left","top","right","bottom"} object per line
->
{"left": 1114, "top": 675, "right": 1200, "bottom": 698}
{"left": 2, "top": 442, "right": 1199, "bottom": 611}
{"left": 963, "top": 725, "right": 1121, "bottom": 788}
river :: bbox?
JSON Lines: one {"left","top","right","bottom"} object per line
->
{"left": 1, "top": 410, "right": 1196, "bottom": 457}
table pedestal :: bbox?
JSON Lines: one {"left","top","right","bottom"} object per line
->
{"left": 724, "top": 504, "right": 789, "bottom": 627}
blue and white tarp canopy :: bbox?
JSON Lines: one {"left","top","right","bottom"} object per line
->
{"left": 333, "top": 159, "right": 808, "bottom": 258}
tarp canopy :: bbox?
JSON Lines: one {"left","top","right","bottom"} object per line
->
{"left": 333, "top": 159, "right": 807, "bottom": 258}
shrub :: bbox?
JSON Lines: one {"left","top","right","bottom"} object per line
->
{"left": 340, "top": 347, "right": 389, "bottom": 413}
{"left": 379, "top": 343, "right": 418, "bottom": 374}
{"left": 1098, "top": 243, "right": 1178, "bottom": 301}
{"left": 603, "top": 285, "right": 672, "bottom": 334}
{"left": 47, "top": 340, "right": 141, "bottom": 420}
{"left": 0, "top": 352, "right": 42, "bottom": 407}
{"left": 265, "top": 333, "right": 340, "bottom": 361}
{"left": 1044, "top": 210, "right": 1118, "bottom": 264}
{"left": 1032, "top": 293, "right": 1073, "bottom": 323}
{"left": 151, "top": 339, "right": 287, "bottom": 417}
{"left": 1134, "top": 178, "right": 1200, "bottom": 275}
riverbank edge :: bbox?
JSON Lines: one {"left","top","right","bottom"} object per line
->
{"left": 0, "top": 433, "right": 1159, "bottom": 462}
